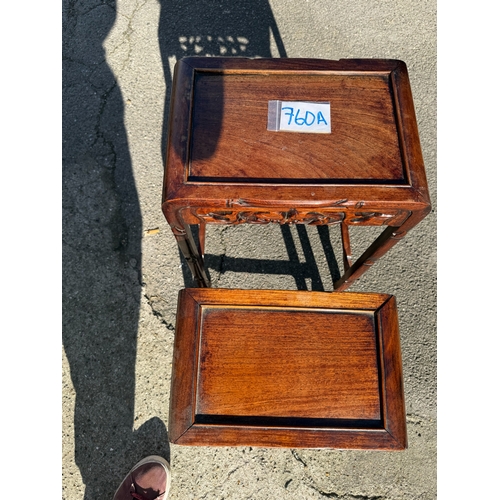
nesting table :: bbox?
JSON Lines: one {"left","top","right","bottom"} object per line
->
{"left": 169, "top": 288, "right": 407, "bottom": 449}
{"left": 162, "top": 57, "right": 431, "bottom": 290}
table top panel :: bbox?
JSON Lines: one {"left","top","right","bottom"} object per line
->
{"left": 189, "top": 72, "right": 406, "bottom": 184}
{"left": 197, "top": 306, "right": 381, "bottom": 421}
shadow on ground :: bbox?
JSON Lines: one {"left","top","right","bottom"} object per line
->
{"left": 62, "top": 0, "right": 169, "bottom": 497}
{"left": 62, "top": 0, "right": 304, "bottom": 497}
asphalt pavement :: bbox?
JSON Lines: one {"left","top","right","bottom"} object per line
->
{"left": 62, "top": 1, "right": 436, "bottom": 498}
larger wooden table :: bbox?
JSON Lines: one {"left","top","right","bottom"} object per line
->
{"left": 162, "top": 57, "right": 431, "bottom": 290}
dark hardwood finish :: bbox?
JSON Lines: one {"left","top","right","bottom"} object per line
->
{"left": 162, "top": 57, "right": 431, "bottom": 289}
{"left": 169, "top": 288, "right": 407, "bottom": 450}
{"left": 189, "top": 73, "right": 404, "bottom": 182}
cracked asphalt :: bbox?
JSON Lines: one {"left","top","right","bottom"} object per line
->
{"left": 62, "top": 0, "right": 436, "bottom": 498}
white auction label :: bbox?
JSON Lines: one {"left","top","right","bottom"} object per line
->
{"left": 267, "top": 100, "right": 331, "bottom": 133}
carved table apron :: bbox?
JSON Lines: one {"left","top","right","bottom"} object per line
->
{"left": 162, "top": 57, "right": 431, "bottom": 290}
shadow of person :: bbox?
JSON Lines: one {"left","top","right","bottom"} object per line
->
{"left": 62, "top": 1, "right": 169, "bottom": 498}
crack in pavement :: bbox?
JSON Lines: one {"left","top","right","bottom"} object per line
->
{"left": 291, "top": 449, "right": 308, "bottom": 467}
{"left": 307, "top": 483, "right": 385, "bottom": 500}
{"left": 143, "top": 291, "right": 175, "bottom": 330}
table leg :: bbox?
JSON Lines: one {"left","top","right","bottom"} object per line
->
{"left": 333, "top": 210, "right": 427, "bottom": 291}
{"left": 340, "top": 221, "right": 353, "bottom": 272}
{"left": 198, "top": 221, "right": 206, "bottom": 258}
{"left": 171, "top": 224, "right": 211, "bottom": 288}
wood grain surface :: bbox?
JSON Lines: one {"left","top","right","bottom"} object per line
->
{"left": 189, "top": 72, "right": 405, "bottom": 183}
{"left": 197, "top": 307, "right": 380, "bottom": 420}
{"left": 169, "top": 288, "right": 407, "bottom": 449}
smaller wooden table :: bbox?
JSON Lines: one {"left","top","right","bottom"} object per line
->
{"left": 169, "top": 288, "right": 407, "bottom": 449}
{"left": 162, "top": 57, "right": 431, "bottom": 290}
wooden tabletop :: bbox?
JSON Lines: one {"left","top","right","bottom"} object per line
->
{"left": 163, "top": 57, "right": 430, "bottom": 212}
{"left": 169, "top": 288, "right": 407, "bottom": 449}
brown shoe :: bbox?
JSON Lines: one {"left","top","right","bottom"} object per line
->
{"left": 113, "top": 456, "right": 171, "bottom": 500}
